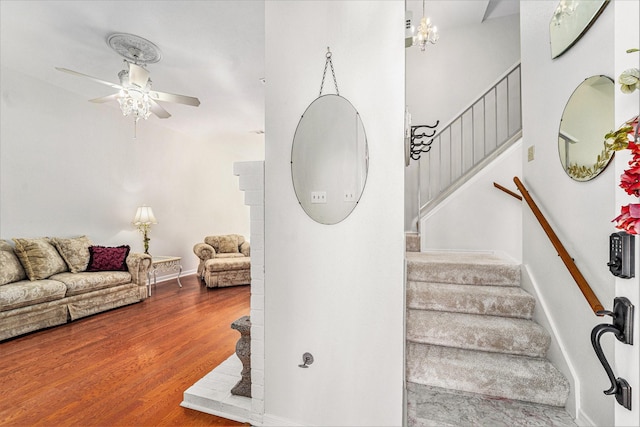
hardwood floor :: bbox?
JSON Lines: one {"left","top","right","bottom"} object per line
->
{"left": 0, "top": 275, "right": 250, "bottom": 426}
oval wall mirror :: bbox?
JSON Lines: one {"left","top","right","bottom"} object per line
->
{"left": 291, "top": 94, "right": 368, "bottom": 225}
{"left": 549, "top": 0, "right": 609, "bottom": 59}
{"left": 558, "top": 75, "right": 614, "bottom": 181}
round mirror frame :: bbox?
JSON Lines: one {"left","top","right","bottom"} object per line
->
{"left": 291, "top": 94, "right": 369, "bottom": 225}
{"left": 558, "top": 75, "right": 614, "bottom": 182}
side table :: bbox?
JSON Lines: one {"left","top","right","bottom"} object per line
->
{"left": 148, "top": 256, "right": 183, "bottom": 296}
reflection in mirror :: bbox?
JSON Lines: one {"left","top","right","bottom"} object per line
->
{"left": 558, "top": 75, "right": 614, "bottom": 181}
{"left": 291, "top": 94, "right": 368, "bottom": 225}
{"left": 550, "top": 0, "right": 609, "bottom": 59}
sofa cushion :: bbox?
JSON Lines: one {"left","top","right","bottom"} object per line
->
{"left": 218, "top": 235, "right": 239, "bottom": 253}
{"left": 12, "top": 238, "right": 68, "bottom": 280}
{"left": 204, "top": 234, "right": 245, "bottom": 254}
{"left": 216, "top": 253, "right": 246, "bottom": 259}
{"left": 0, "top": 240, "right": 27, "bottom": 286}
{"left": 204, "top": 257, "right": 251, "bottom": 272}
{"left": 52, "top": 236, "right": 93, "bottom": 273}
{"left": 51, "top": 271, "right": 132, "bottom": 297}
{"left": 0, "top": 278, "right": 67, "bottom": 312}
{"left": 87, "top": 245, "right": 130, "bottom": 272}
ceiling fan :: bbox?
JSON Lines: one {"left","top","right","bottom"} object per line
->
{"left": 56, "top": 33, "right": 200, "bottom": 124}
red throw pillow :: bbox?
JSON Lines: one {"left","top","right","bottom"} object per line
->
{"left": 86, "top": 245, "right": 130, "bottom": 272}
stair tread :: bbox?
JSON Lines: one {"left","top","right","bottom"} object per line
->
{"left": 407, "top": 310, "right": 550, "bottom": 357}
{"left": 407, "top": 342, "right": 570, "bottom": 407}
{"left": 407, "top": 382, "right": 577, "bottom": 427}
{"left": 406, "top": 251, "right": 520, "bottom": 286}
{"left": 406, "top": 250, "right": 518, "bottom": 265}
{"left": 407, "top": 281, "right": 535, "bottom": 318}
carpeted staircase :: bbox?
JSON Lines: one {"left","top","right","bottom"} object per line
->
{"left": 405, "top": 235, "right": 576, "bottom": 426}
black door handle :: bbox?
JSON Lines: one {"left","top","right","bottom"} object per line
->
{"left": 591, "top": 297, "right": 634, "bottom": 410}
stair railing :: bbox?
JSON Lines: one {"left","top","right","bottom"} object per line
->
{"left": 418, "top": 62, "right": 522, "bottom": 219}
{"left": 495, "top": 176, "right": 605, "bottom": 316}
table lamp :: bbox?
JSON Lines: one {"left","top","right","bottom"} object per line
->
{"left": 133, "top": 205, "right": 157, "bottom": 254}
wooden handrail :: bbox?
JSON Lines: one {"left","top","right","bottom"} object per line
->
{"left": 510, "top": 177, "right": 605, "bottom": 316}
{"left": 493, "top": 182, "right": 522, "bottom": 201}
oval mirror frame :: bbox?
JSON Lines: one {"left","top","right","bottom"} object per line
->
{"left": 558, "top": 75, "right": 614, "bottom": 181}
{"left": 549, "top": 0, "right": 610, "bottom": 59}
{"left": 291, "top": 94, "right": 369, "bottom": 225}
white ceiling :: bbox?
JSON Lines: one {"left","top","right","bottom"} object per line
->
{"left": 406, "top": 0, "right": 520, "bottom": 31}
{"left": 1, "top": 1, "right": 518, "bottom": 142}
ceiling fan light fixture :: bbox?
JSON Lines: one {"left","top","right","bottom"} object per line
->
{"left": 118, "top": 88, "right": 152, "bottom": 121}
{"left": 116, "top": 64, "right": 153, "bottom": 121}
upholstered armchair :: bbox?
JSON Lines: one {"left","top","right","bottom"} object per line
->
{"left": 193, "top": 234, "right": 251, "bottom": 288}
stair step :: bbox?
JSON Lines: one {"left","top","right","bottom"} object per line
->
{"left": 407, "top": 281, "right": 535, "bottom": 319}
{"left": 405, "top": 232, "right": 420, "bottom": 252}
{"left": 406, "top": 251, "right": 520, "bottom": 286}
{"left": 407, "top": 310, "right": 550, "bottom": 357}
{"left": 407, "top": 342, "right": 570, "bottom": 407}
{"left": 407, "top": 382, "right": 577, "bottom": 427}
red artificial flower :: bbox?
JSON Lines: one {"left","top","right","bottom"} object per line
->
{"left": 628, "top": 140, "right": 640, "bottom": 156}
{"left": 613, "top": 204, "right": 640, "bottom": 235}
{"left": 619, "top": 168, "right": 640, "bottom": 196}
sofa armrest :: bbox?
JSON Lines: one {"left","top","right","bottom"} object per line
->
{"left": 194, "top": 242, "right": 216, "bottom": 261}
{"left": 126, "top": 252, "right": 152, "bottom": 286}
{"left": 240, "top": 241, "right": 250, "bottom": 257}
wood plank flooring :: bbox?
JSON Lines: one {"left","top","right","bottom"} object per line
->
{"left": 0, "top": 275, "right": 250, "bottom": 426}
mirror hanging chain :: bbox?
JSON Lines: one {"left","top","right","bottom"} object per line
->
{"left": 319, "top": 47, "right": 339, "bottom": 96}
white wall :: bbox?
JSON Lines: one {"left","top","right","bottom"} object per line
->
{"left": 520, "top": 2, "right": 615, "bottom": 425}
{"left": 613, "top": 1, "right": 640, "bottom": 425}
{"left": 264, "top": 1, "right": 405, "bottom": 425}
{"left": 405, "top": 13, "right": 521, "bottom": 230}
{"left": 420, "top": 140, "right": 522, "bottom": 261}
{"left": 0, "top": 66, "right": 263, "bottom": 276}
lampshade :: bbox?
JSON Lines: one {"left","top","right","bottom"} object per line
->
{"left": 133, "top": 206, "right": 157, "bottom": 225}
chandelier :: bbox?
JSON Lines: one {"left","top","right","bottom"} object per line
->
{"left": 415, "top": 0, "right": 439, "bottom": 51}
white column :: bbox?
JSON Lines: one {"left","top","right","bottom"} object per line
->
{"left": 233, "top": 161, "right": 266, "bottom": 423}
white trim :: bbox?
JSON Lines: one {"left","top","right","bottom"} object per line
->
{"left": 180, "top": 402, "right": 252, "bottom": 425}
{"left": 151, "top": 268, "right": 196, "bottom": 284}
{"left": 522, "top": 264, "right": 581, "bottom": 423}
{"left": 261, "top": 414, "right": 303, "bottom": 426}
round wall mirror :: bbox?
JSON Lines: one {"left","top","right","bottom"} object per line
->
{"left": 558, "top": 75, "right": 614, "bottom": 181}
{"left": 291, "top": 94, "right": 368, "bottom": 224}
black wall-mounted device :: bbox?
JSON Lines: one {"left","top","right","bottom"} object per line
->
{"left": 608, "top": 232, "right": 635, "bottom": 278}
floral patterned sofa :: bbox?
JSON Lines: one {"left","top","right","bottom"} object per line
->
{"left": 0, "top": 236, "right": 151, "bottom": 341}
{"left": 193, "top": 234, "right": 251, "bottom": 288}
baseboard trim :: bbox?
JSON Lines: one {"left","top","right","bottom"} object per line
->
{"left": 180, "top": 401, "right": 251, "bottom": 424}
{"left": 522, "top": 264, "right": 580, "bottom": 421}
{"left": 261, "top": 414, "right": 301, "bottom": 426}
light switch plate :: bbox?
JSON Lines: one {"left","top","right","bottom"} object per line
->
{"left": 527, "top": 145, "right": 535, "bottom": 162}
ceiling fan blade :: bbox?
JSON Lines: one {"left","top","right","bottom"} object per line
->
{"left": 149, "top": 90, "right": 200, "bottom": 107}
{"left": 89, "top": 93, "right": 119, "bottom": 103}
{"left": 150, "top": 99, "right": 171, "bottom": 119}
{"left": 128, "top": 63, "right": 150, "bottom": 88}
{"left": 55, "top": 67, "right": 122, "bottom": 90}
